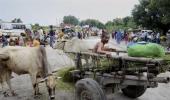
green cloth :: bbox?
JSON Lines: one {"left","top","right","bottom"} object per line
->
{"left": 127, "top": 43, "right": 165, "bottom": 58}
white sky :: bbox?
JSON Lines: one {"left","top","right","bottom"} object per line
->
{"left": 0, "top": 0, "right": 139, "bottom": 25}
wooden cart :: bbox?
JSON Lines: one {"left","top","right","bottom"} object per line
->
{"left": 65, "top": 51, "right": 170, "bottom": 100}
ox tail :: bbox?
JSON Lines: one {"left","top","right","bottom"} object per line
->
{"left": 39, "top": 46, "right": 52, "bottom": 78}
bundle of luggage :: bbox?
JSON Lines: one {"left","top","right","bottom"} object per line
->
{"left": 127, "top": 42, "right": 165, "bottom": 58}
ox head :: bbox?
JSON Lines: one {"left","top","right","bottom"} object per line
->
{"left": 54, "top": 37, "right": 90, "bottom": 52}
{"left": 54, "top": 37, "right": 82, "bottom": 51}
{"left": 54, "top": 40, "right": 68, "bottom": 50}
{"left": 45, "top": 74, "right": 56, "bottom": 100}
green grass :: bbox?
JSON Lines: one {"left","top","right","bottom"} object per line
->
{"left": 163, "top": 54, "right": 170, "bottom": 61}
{"left": 55, "top": 79, "right": 74, "bottom": 90}
{"left": 55, "top": 67, "right": 75, "bottom": 90}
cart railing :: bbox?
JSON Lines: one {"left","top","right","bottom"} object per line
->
{"left": 65, "top": 51, "right": 164, "bottom": 64}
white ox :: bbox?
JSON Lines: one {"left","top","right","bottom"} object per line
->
{"left": 54, "top": 37, "right": 93, "bottom": 52}
{"left": 54, "top": 38, "right": 97, "bottom": 67}
{"left": 0, "top": 46, "right": 56, "bottom": 99}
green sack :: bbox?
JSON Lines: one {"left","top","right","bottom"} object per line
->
{"left": 127, "top": 43, "right": 165, "bottom": 58}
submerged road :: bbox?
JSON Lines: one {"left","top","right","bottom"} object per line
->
{"left": 0, "top": 37, "right": 170, "bottom": 100}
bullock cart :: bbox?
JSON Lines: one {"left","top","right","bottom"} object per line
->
{"left": 65, "top": 51, "right": 170, "bottom": 100}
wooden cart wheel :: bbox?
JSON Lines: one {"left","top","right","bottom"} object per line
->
{"left": 75, "top": 78, "right": 106, "bottom": 100}
{"left": 122, "top": 85, "right": 147, "bottom": 98}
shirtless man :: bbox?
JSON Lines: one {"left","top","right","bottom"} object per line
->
{"left": 93, "top": 32, "right": 115, "bottom": 55}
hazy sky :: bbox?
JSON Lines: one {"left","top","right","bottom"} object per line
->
{"left": 0, "top": 0, "right": 139, "bottom": 25}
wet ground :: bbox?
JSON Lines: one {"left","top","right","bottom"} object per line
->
{"left": 0, "top": 38, "right": 170, "bottom": 100}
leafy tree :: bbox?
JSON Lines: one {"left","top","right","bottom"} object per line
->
{"left": 132, "top": 0, "right": 170, "bottom": 35}
{"left": 80, "top": 19, "right": 105, "bottom": 29}
{"left": 97, "top": 22, "right": 105, "bottom": 29}
{"left": 123, "top": 17, "right": 131, "bottom": 26}
{"left": 11, "top": 18, "right": 23, "bottom": 23}
{"left": 63, "top": 15, "right": 79, "bottom": 25}
{"left": 105, "top": 21, "right": 114, "bottom": 33}
{"left": 105, "top": 17, "right": 137, "bottom": 32}
{"left": 105, "top": 21, "right": 114, "bottom": 26}
{"left": 113, "top": 18, "right": 123, "bottom": 26}
{"left": 32, "top": 23, "right": 41, "bottom": 31}
{"left": 124, "top": 17, "right": 137, "bottom": 29}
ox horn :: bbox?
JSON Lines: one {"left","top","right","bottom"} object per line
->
{"left": 0, "top": 53, "right": 9, "bottom": 60}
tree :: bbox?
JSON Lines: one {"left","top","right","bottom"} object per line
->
{"left": 105, "top": 21, "right": 114, "bottom": 33}
{"left": 105, "top": 21, "right": 114, "bottom": 26}
{"left": 97, "top": 22, "right": 105, "bottom": 29}
{"left": 123, "top": 17, "right": 131, "bottom": 26}
{"left": 11, "top": 18, "right": 23, "bottom": 23}
{"left": 132, "top": 0, "right": 170, "bottom": 35}
{"left": 63, "top": 15, "right": 79, "bottom": 25}
{"left": 32, "top": 23, "right": 41, "bottom": 31}
{"left": 150, "top": 0, "right": 170, "bottom": 34}
{"left": 123, "top": 17, "right": 137, "bottom": 29}
{"left": 113, "top": 18, "right": 123, "bottom": 26}
{"left": 105, "top": 17, "right": 137, "bottom": 32}
{"left": 80, "top": 19, "right": 105, "bottom": 29}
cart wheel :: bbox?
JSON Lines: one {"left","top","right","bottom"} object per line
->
{"left": 122, "top": 85, "right": 147, "bottom": 98}
{"left": 75, "top": 78, "right": 106, "bottom": 100}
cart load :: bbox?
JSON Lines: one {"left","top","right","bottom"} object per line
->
{"left": 127, "top": 42, "right": 165, "bottom": 57}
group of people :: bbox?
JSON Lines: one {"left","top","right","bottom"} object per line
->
{"left": 1, "top": 33, "right": 41, "bottom": 48}
{"left": 0, "top": 25, "right": 97, "bottom": 48}
{"left": 93, "top": 29, "right": 163, "bottom": 56}
{"left": 0, "top": 25, "right": 56, "bottom": 48}
{"left": 62, "top": 29, "right": 92, "bottom": 40}
{"left": 112, "top": 30, "right": 161, "bottom": 45}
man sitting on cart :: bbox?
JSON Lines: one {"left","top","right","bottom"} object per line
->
{"left": 93, "top": 30, "right": 115, "bottom": 55}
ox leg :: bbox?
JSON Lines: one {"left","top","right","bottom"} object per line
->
{"left": 30, "top": 73, "right": 39, "bottom": 96}
{"left": 47, "top": 87, "right": 55, "bottom": 100}
{"left": 47, "top": 87, "right": 52, "bottom": 98}
{"left": 46, "top": 76, "right": 56, "bottom": 100}
{"left": 6, "top": 78, "right": 16, "bottom": 96}
{"left": 51, "top": 88, "right": 55, "bottom": 99}
{"left": 0, "top": 82, "right": 3, "bottom": 93}
{"left": 6, "top": 71, "right": 16, "bottom": 96}
{"left": 0, "top": 83, "right": 7, "bottom": 96}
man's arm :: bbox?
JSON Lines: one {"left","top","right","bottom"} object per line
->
{"left": 97, "top": 43, "right": 111, "bottom": 54}
{"left": 103, "top": 47, "right": 116, "bottom": 52}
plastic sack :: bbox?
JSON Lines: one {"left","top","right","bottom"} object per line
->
{"left": 127, "top": 43, "right": 165, "bottom": 57}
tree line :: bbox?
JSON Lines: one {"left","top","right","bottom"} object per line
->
{"left": 63, "top": 15, "right": 137, "bottom": 33}
{"left": 7, "top": 0, "right": 170, "bottom": 35}
{"left": 63, "top": 0, "right": 170, "bottom": 34}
